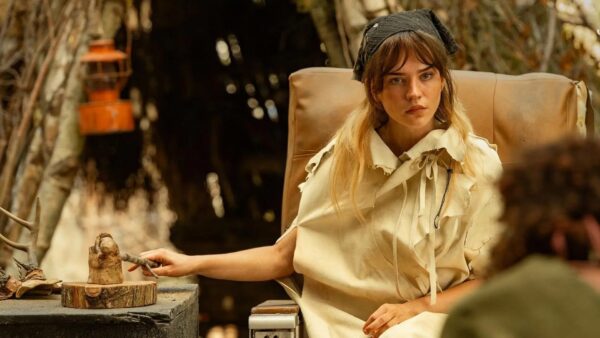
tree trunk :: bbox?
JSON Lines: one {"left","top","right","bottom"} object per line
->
{"left": 308, "top": 0, "right": 351, "bottom": 68}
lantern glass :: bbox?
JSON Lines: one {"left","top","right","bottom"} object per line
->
{"left": 84, "top": 60, "right": 127, "bottom": 91}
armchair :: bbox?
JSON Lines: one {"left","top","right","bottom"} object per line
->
{"left": 248, "top": 67, "right": 593, "bottom": 338}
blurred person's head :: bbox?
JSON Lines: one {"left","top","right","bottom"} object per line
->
{"left": 491, "top": 136, "right": 600, "bottom": 273}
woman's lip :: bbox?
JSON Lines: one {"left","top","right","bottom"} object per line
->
{"left": 406, "top": 106, "right": 426, "bottom": 113}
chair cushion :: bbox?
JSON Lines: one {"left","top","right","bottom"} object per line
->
{"left": 282, "top": 67, "right": 590, "bottom": 229}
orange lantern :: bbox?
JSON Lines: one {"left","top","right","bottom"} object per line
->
{"left": 79, "top": 39, "right": 134, "bottom": 134}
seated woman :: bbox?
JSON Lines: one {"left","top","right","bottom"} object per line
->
{"left": 442, "top": 136, "right": 600, "bottom": 338}
{"left": 131, "top": 9, "right": 502, "bottom": 338}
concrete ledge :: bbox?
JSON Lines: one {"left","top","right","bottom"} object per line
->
{"left": 0, "top": 284, "right": 198, "bottom": 338}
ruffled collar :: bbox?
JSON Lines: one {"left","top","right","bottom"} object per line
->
{"left": 369, "top": 126, "right": 466, "bottom": 174}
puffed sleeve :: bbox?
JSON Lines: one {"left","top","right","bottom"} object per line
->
{"left": 278, "top": 139, "right": 336, "bottom": 242}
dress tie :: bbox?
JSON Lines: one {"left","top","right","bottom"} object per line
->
{"left": 418, "top": 154, "right": 440, "bottom": 305}
{"left": 393, "top": 180, "right": 408, "bottom": 300}
{"left": 394, "top": 153, "right": 452, "bottom": 305}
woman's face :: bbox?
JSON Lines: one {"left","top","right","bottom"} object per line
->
{"left": 376, "top": 52, "right": 444, "bottom": 134}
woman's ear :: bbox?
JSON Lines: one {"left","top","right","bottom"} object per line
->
{"left": 375, "top": 91, "right": 382, "bottom": 104}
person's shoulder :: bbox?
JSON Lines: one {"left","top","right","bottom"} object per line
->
{"left": 466, "top": 133, "right": 502, "bottom": 180}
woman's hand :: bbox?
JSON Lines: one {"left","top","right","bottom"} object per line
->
{"left": 363, "top": 301, "right": 425, "bottom": 338}
{"left": 128, "top": 248, "right": 195, "bottom": 277}
{"left": 363, "top": 280, "right": 481, "bottom": 337}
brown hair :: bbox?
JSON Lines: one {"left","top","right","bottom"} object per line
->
{"left": 491, "top": 136, "right": 600, "bottom": 273}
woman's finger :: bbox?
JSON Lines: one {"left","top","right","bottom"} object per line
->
{"left": 364, "top": 313, "right": 391, "bottom": 334}
{"left": 364, "top": 306, "right": 386, "bottom": 329}
{"left": 372, "top": 325, "right": 389, "bottom": 338}
{"left": 151, "top": 265, "right": 172, "bottom": 276}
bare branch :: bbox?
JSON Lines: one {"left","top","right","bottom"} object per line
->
{"left": 0, "top": 50, "right": 24, "bottom": 75}
{"left": 0, "top": 0, "right": 17, "bottom": 61}
{"left": 17, "top": 33, "right": 50, "bottom": 93}
{"left": 42, "top": 0, "right": 55, "bottom": 40}
{"left": 30, "top": 198, "right": 40, "bottom": 260}
{"left": 540, "top": 5, "right": 557, "bottom": 72}
{"left": 333, "top": 0, "right": 354, "bottom": 66}
{"left": 120, "top": 252, "right": 159, "bottom": 278}
{"left": 120, "top": 253, "right": 160, "bottom": 269}
{"left": 0, "top": 232, "right": 28, "bottom": 252}
{"left": 0, "top": 206, "right": 33, "bottom": 231}
{"left": 0, "top": 198, "right": 39, "bottom": 267}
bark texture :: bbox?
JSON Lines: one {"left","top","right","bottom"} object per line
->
{"left": 61, "top": 280, "right": 157, "bottom": 309}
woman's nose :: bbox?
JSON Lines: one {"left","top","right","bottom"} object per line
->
{"left": 406, "top": 79, "right": 422, "bottom": 100}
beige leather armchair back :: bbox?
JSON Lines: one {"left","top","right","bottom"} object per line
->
{"left": 281, "top": 67, "right": 592, "bottom": 231}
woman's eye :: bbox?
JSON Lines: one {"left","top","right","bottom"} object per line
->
{"left": 389, "top": 77, "right": 403, "bottom": 85}
{"left": 421, "top": 72, "right": 434, "bottom": 80}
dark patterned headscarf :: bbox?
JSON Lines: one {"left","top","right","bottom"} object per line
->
{"left": 353, "top": 9, "right": 458, "bottom": 81}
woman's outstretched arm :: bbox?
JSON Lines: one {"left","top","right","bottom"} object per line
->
{"left": 129, "top": 227, "right": 297, "bottom": 281}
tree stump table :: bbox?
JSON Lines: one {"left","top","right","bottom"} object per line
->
{"left": 0, "top": 284, "right": 198, "bottom": 338}
{"left": 62, "top": 281, "right": 157, "bottom": 309}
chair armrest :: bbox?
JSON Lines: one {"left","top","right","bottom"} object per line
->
{"left": 251, "top": 299, "right": 300, "bottom": 314}
{"left": 249, "top": 299, "right": 302, "bottom": 338}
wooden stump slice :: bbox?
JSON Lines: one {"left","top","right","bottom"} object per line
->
{"left": 61, "top": 281, "right": 157, "bottom": 309}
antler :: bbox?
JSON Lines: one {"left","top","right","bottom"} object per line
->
{"left": 0, "top": 198, "right": 40, "bottom": 267}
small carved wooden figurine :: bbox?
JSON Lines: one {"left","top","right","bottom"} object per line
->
{"left": 88, "top": 233, "right": 124, "bottom": 284}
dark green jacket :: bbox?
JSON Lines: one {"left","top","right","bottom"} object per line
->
{"left": 442, "top": 255, "right": 600, "bottom": 338}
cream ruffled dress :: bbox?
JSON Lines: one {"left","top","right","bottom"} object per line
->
{"left": 278, "top": 126, "right": 502, "bottom": 338}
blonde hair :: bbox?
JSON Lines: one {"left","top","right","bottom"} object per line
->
{"left": 330, "top": 31, "right": 478, "bottom": 221}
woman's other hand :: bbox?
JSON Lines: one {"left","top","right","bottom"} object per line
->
{"left": 128, "top": 248, "right": 194, "bottom": 277}
{"left": 363, "top": 301, "right": 425, "bottom": 337}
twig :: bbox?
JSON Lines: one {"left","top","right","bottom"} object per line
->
{"left": 0, "top": 198, "right": 39, "bottom": 267}
{"left": 0, "top": 205, "right": 34, "bottom": 231}
{"left": 540, "top": 4, "right": 557, "bottom": 72}
{"left": 0, "top": 0, "right": 17, "bottom": 62}
{"left": 0, "top": 49, "right": 23, "bottom": 76}
{"left": 120, "top": 253, "right": 160, "bottom": 268}
{"left": 18, "top": 0, "right": 71, "bottom": 93}
{"left": 498, "top": 0, "right": 527, "bottom": 36}
{"left": 333, "top": 0, "right": 353, "bottom": 67}
{"left": 42, "top": 0, "right": 55, "bottom": 40}
{"left": 120, "top": 253, "right": 160, "bottom": 278}
{"left": 18, "top": 33, "right": 50, "bottom": 93}
{"left": 0, "top": 233, "right": 28, "bottom": 251}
